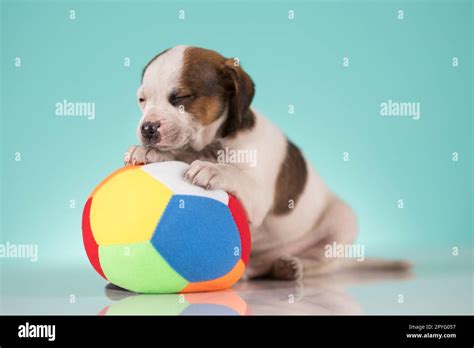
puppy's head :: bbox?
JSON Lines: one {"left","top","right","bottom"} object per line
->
{"left": 137, "top": 45, "right": 255, "bottom": 151}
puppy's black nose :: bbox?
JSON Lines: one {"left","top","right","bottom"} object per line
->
{"left": 141, "top": 121, "right": 161, "bottom": 140}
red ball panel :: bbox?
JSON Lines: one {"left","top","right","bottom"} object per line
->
{"left": 82, "top": 197, "right": 107, "bottom": 279}
{"left": 228, "top": 194, "right": 251, "bottom": 265}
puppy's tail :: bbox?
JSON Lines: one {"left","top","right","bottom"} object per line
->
{"left": 346, "top": 258, "right": 413, "bottom": 271}
{"left": 306, "top": 257, "right": 413, "bottom": 277}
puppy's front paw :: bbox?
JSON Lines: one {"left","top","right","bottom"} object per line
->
{"left": 124, "top": 145, "right": 170, "bottom": 166}
{"left": 184, "top": 160, "right": 226, "bottom": 190}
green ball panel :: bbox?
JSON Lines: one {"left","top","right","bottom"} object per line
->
{"left": 99, "top": 241, "right": 189, "bottom": 293}
{"left": 105, "top": 294, "right": 189, "bottom": 315}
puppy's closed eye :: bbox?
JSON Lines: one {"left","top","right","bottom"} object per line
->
{"left": 169, "top": 93, "right": 195, "bottom": 107}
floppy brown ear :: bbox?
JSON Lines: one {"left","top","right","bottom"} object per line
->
{"left": 220, "top": 58, "right": 255, "bottom": 137}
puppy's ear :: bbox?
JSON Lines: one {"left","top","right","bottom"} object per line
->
{"left": 220, "top": 58, "right": 255, "bottom": 137}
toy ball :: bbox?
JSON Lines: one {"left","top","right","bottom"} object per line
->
{"left": 82, "top": 161, "right": 251, "bottom": 294}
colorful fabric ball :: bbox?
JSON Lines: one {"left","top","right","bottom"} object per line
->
{"left": 82, "top": 161, "right": 251, "bottom": 293}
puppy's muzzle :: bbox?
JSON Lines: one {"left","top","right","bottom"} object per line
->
{"left": 141, "top": 121, "right": 161, "bottom": 143}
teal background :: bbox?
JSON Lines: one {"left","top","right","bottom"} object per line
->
{"left": 1, "top": 0, "right": 472, "bottom": 269}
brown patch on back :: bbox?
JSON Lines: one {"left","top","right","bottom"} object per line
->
{"left": 272, "top": 140, "right": 308, "bottom": 215}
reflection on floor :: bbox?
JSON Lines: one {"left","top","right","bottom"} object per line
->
{"left": 1, "top": 255, "right": 472, "bottom": 315}
{"left": 102, "top": 269, "right": 412, "bottom": 315}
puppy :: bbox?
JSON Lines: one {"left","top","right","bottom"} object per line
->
{"left": 124, "top": 46, "right": 409, "bottom": 280}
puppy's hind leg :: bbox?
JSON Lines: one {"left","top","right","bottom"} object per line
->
{"left": 298, "top": 197, "right": 358, "bottom": 277}
{"left": 297, "top": 198, "right": 411, "bottom": 277}
{"left": 271, "top": 197, "right": 358, "bottom": 280}
{"left": 245, "top": 198, "right": 357, "bottom": 280}
{"left": 270, "top": 255, "right": 304, "bottom": 281}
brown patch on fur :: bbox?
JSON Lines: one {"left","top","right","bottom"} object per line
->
{"left": 272, "top": 140, "right": 308, "bottom": 215}
{"left": 199, "top": 141, "right": 224, "bottom": 160}
{"left": 180, "top": 47, "right": 227, "bottom": 125}
{"left": 220, "top": 58, "right": 255, "bottom": 137}
{"left": 174, "top": 141, "right": 224, "bottom": 163}
{"left": 180, "top": 47, "right": 256, "bottom": 135}
{"left": 225, "top": 108, "right": 256, "bottom": 137}
{"left": 185, "top": 95, "right": 223, "bottom": 126}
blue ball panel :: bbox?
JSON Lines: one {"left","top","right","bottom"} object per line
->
{"left": 151, "top": 195, "right": 241, "bottom": 282}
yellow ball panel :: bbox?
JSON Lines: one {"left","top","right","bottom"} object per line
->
{"left": 90, "top": 167, "right": 173, "bottom": 245}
